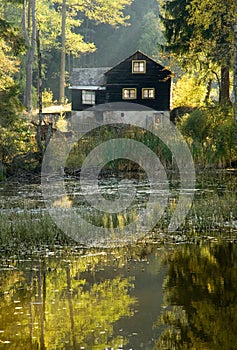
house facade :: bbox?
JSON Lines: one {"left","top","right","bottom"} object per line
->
{"left": 70, "top": 51, "right": 172, "bottom": 113}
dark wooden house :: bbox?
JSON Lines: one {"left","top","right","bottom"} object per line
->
{"left": 70, "top": 51, "right": 172, "bottom": 112}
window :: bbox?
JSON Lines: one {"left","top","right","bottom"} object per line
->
{"left": 132, "top": 60, "right": 146, "bottom": 73}
{"left": 122, "top": 88, "right": 137, "bottom": 100}
{"left": 82, "top": 90, "right": 95, "bottom": 104}
{"left": 142, "top": 88, "right": 155, "bottom": 99}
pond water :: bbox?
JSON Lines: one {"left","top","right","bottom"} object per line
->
{"left": 0, "top": 171, "right": 237, "bottom": 349}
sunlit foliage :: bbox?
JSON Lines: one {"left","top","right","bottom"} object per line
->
{"left": 177, "top": 104, "right": 237, "bottom": 168}
{"left": 172, "top": 74, "right": 207, "bottom": 108}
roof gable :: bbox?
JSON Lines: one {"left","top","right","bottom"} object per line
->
{"left": 105, "top": 50, "right": 171, "bottom": 75}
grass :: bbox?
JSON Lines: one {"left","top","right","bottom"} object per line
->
{"left": 0, "top": 171, "right": 236, "bottom": 256}
{"left": 0, "top": 209, "right": 74, "bottom": 256}
{"left": 0, "top": 189, "right": 236, "bottom": 257}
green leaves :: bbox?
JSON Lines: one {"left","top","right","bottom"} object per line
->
{"left": 160, "top": 0, "right": 234, "bottom": 102}
{"left": 178, "top": 104, "right": 237, "bottom": 167}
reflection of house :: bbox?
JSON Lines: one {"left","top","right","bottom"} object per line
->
{"left": 70, "top": 51, "right": 172, "bottom": 113}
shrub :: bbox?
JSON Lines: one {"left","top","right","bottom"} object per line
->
{"left": 177, "top": 104, "right": 237, "bottom": 168}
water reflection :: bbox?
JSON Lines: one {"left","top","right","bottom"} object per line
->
{"left": 155, "top": 242, "right": 237, "bottom": 350}
{"left": 0, "top": 246, "right": 165, "bottom": 349}
{"left": 1, "top": 242, "right": 237, "bottom": 349}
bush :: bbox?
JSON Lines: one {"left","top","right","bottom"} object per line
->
{"left": 177, "top": 104, "right": 237, "bottom": 168}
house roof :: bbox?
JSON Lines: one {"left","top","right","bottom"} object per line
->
{"left": 71, "top": 67, "right": 111, "bottom": 87}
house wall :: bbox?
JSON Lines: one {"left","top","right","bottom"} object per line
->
{"left": 71, "top": 110, "right": 170, "bottom": 132}
{"left": 105, "top": 52, "right": 171, "bottom": 111}
{"left": 71, "top": 90, "right": 82, "bottom": 111}
{"left": 71, "top": 89, "right": 106, "bottom": 111}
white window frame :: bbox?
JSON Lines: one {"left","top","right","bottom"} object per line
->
{"left": 132, "top": 60, "right": 146, "bottom": 74}
{"left": 82, "top": 90, "right": 95, "bottom": 105}
{"left": 122, "top": 88, "right": 137, "bottom": 100}
{"left": 142, "top": 88, "right": 155, "bottom": 99}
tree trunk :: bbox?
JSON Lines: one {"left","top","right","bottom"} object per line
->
{"left": 25, "top": 52, "right": 33, "bottom": 111}
{"left": 220, "top": 66, "right": 230, "bottom": 104}
{"left": 234, "top": 3, "right": 237, "bottom": 130}
{"left": 36, "top": 30, "right": 44, "bottom": 155}
{"left": 59, "top": 0, "right": 66, "bottom": 104}
{"left": 22, "top": 0, "right": 36, "bottom": 112}
{"left": 205, "top": 79, "right": 212, "bottom": 103}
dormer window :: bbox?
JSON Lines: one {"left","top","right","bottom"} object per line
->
{"left": 132, "top": 60, "right": 146, "bottom": 73}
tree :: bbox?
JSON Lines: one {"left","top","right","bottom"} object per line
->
{"left": 187, "top": 0, "right": 234, "bottom": 103}
{"left": 55, "top": 0, "right": 96, "bottom": 104}
{"left": 159, "top": 0, "right": 235, "bottom": 104}
{"left": 0, "top": 8, "right": 30, "bottom": 176}
{"left": 0, "top": 17, "right": 25, "bottom": 93}
{"left": 76, "top": 0, "right": 164, "bottom": 68}
{"left": 17, "top": 0, "right": 132, "bottom": 106}
{"left": 57, "top": 0, "right": 132, "bottom": 103}
{"left": 22, "top": 0, "right": 36, "bottom": 112}
{"left": 138, "top": 10, "right": 164, "bottom": 57}
{"left": 233, "top": 0, "right": 237, "bottom": 133}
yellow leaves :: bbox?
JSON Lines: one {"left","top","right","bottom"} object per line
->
{"left": 56, "top": 114, "right": 68, "bottom": 132}
{"left": 0, "top": 38, "right": 19, "bottom": 91}
{"left": 40, "top": 0, "right": 132, "bottom": 56}
{"left": 52, "top": 195, "right": 73, "bottom": 208}
{"left": 65, "top": 31, "right": 96, "bottom": 56}
{"left": 172, "top": 74, "right": 206, "bottom": 109}
{"left": 36, "top": 0, "right": 61, "bottom": 48}
{"left": 78, "top": 0, "right": 132, "bottom": 27}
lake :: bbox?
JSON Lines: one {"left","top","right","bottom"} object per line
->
{"left": 0, "top": 171, "right": 236, "bottom": 349}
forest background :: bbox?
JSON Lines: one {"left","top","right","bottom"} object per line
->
{"left": 0, "top": 0, "right": 236, "bottom": 179}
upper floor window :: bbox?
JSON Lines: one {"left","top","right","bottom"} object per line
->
{"left": 82, "top": 90, "right": 95, "bottom": 104}
{"left": 132, "top": 60, "right": 146, "bottom": 74}
{"left": 142, "top": 88, "right": 155, "bottom": 99}
{"left": 122, "top": 88, "right": 137, "bottom": 99}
